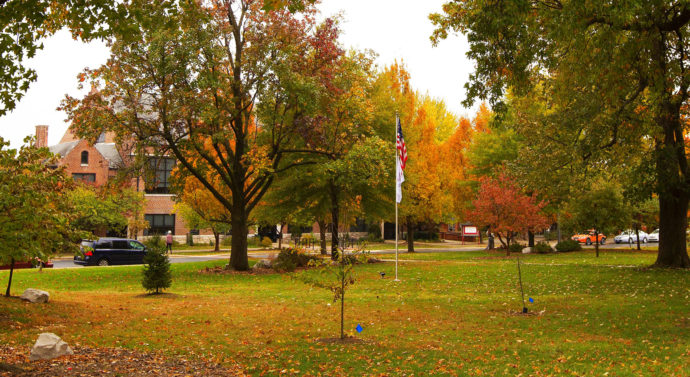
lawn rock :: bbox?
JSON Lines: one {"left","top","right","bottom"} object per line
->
{"left": 20, "top": 289, "right": 50, "bottom": 303}
{"left": 29, "top": 333, "right": 73, "bottom": 361}
{"left": 253, "top": 259, "right": 272, "bottom": 269}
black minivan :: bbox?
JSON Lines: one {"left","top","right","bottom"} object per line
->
{"left": 74, "top": 238, "right": 148, "bottom": 266}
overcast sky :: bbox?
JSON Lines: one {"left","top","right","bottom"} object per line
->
{"left": 0, "top": 0, "right": 474, "bottom": 148}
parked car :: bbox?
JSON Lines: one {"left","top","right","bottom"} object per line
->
{"left": 648, "top": 229, "right": 659, "bottom": 242}
{"left": 0, "top": 257, "right": 53, "bottom": 270}
{"left": 614, "top": 230, "right": 648, "bottom": 244}
{"left": 571, "top": 231, "right": 606, "bottom": 245}
{"left": 74, "top": 238, "right": 147, "bottom": 266}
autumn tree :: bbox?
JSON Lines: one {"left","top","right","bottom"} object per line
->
{"left": 398, "top": 95, "right": 462, "bottom": 252}
{"left": 172, "top": 169, "right": 232, "bottom": 251}
{"left": 466, "top": 173, "right": 550, "bottom": 256}
{"left": 432, "top": 1, "right": 690, "bottom": 267}
{"left": 62, "top": 1, "right": 344, "bottom": 270}
{"left": 274, "top": 50, "right": 391, "bottom": 258}
{"left": 0, "top": 137, "right": 85, "bottom": 296}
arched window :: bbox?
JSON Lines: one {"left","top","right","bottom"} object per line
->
{"left": 81, "top": 151, "right": 89, "bottom": 165}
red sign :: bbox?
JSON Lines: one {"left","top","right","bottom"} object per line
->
{"left": 462, "top": 226, "right": 478, "bottom": 236}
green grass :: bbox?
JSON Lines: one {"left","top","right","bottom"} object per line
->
{"left": 1, "top": 250, "right": 689, "bottom": 376}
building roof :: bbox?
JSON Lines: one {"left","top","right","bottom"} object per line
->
{"left": 48, "top": 140, "right": 123, "bottom": 169}
{"left": 94, "top": 143, "right": 123, "bottom": 168}
{"left": 48, "top": 140, "right": 80, "bottom": 157}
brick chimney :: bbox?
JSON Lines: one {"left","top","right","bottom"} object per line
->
{"left": 35, "top": 125, "right": 48, "bottom": 148}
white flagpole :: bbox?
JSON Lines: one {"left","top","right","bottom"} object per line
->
{"left": 395, "top": 113, "right": 400, "bottom": 281}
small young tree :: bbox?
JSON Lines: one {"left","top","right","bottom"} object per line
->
{"left": 466, "top": 173, "right": 550, "bottom": 255}
{"left": 302, "top": 250, "right": 367, "bottom": 340}
{"left": 142, "top": 245, "right": 172, "bottom": 294}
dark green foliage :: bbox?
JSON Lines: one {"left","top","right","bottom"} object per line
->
{"left": 533, "top": 241, "right": 553, "bottom": 254}
{"left": 367, "top": 224, "right": 381, "bottom": 239}
{"left": 508, "top": 243, "right": 525, "bottom": 253}
{"left": 273, "top": 247, "right": 318, "bottom": 272}
{"left": 412, "top": 231, "right": 439, "bottom": 241}
{"left": 141, "top": 245, "right": 171, "bottom": 294}
{"left": 555, "top": 240, "right": 582, "bottom": 253}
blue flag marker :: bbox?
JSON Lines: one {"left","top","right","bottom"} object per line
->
{"left": 356, "top": 324, "right": 363, "bottom": 333}
{"left": 528, "top": 297, "right": 534, "bottom": 303}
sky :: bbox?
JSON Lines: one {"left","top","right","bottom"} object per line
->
{"left": 0, "top": 0, "right": 474, "bottom": 148}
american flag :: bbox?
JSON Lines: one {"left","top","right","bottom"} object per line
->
{"left": 396, "top": 117, "right": 408, "bottom": 170}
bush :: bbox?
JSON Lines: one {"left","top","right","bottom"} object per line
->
{"left": 273, "top": 247, "right": 318, "bottom": 272}
{"left": 533, "top": 241, "right": 553, "bottom": 253}
{"left": 555, "top": 240, "right": 582, "bottom": 252}
{"left": 209, "top": 238, "right": 214, "bottom": 247}
{"left": 260, "top": 236, "right": 273, "bottom": 249}
{"left": 144, "top": 235, "right": 165, "bottom": 250}
{"left": 142, "top": 245, "right": 171, "bottom": 294}
{"left": 367, "top": 224, "right": 382, "bottom": 239}
{"left": 412, "top": 231, "right": 440, "bottom": 241}
{"left": 221, "top": 236, "right": 232, "bottom": 246}
{"left": 508, "top": 243, "right": 525, "bottom": 253}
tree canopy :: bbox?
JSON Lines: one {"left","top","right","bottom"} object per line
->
{"left": 432, "top": 0, "right": 690, "bottom": 267}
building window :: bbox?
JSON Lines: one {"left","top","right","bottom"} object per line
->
{"left": 72, "top": 173, "right": 96, "bottom": 183}
{"left": 144, "top": 214, "right": 175, "bottom": 235}
{"left": 145, "top": 158, "right": 175, "bottom": 194}
{"left": 81, "top": 151, "right": 89, "bottom": 165}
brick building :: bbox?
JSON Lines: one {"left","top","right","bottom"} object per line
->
{"left": 38, "top": 125, "right": 190, "bottom": 238}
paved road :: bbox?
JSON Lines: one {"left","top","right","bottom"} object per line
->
{"left": 51, "top": 241, "right": 653, "bottom": 269}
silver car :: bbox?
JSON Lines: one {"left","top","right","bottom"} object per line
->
{"left": 614, "top": 230, "right": 649, "bottom": 244}
{"left": 648, "top": 229, "right": 659, "bottom": 242}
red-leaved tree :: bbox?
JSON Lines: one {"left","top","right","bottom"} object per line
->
{"left": 466, "top": 174, "right": 549, "bottom": 255}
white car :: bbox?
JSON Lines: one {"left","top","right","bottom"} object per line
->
{"left": 648, "top": 229, "right": 659, "bottom": 242}
{"left": 614, "top": 230, "right": 649, "bottom": 244}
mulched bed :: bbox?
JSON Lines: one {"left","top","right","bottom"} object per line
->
{"left": 315, "top": 336, "right": 366, "bottom": 345}
{"left": 0, "top": 345, "right": 243, "bottom": 376}
{"left": 198, "top": 266, "right": 277, "bottom": 275}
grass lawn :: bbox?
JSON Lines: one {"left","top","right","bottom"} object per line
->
{"left": 1, "top": 250, "right": 688, "bottom": 376}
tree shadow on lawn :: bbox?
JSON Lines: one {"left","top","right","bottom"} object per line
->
{"left": 132, "top": 292, "right": 182, "bottom": 299}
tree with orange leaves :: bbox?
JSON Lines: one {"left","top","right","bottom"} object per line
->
{"left": 466, "top": 173, "right": 550, "bottom": 256}
{"left": 62, "top": 1, "right": 344, "bottom": 270}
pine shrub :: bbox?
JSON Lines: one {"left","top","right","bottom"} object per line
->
{"left": 142, "top": 245, "right": 172, "bottom": 294}
{"left": 533, "top": 241, "right": 553, "bottom": 253}
{"left": 555, "top": 239, "right": 582, "bottom": 252}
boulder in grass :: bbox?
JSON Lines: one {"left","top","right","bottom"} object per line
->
{"left": 29, "top": 333, "right": 73, "bottom": 361}
{"left": 20, "top": 289, "right": 50, "bottom": 303}
{"left": 253, "top": 259, "right": 272, "bottom": 270}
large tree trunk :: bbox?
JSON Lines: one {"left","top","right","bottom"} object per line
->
{"left": 317, "top": 219, "right": 328, "bottom": 255}
{"left": 635, "top": 223, "right": 641, "bottom": 251}
{"left": 594, "top": 230, "right": 600, "bottom": 258}
{"left": 656, "top": 193, "right": 690, "bottom": 267}
{"left": 652, "top": 39, "right": 690, "bottom": 268}
{"left": 213, "top": 230, "right": 220, "bottom": 252}
{"left": 406, "top": 217, "right": 415, "bottom": 253}
{"left": 328, "top": 182, "right": 340, "bottom": 260}
{"left": 653, "top": 109, "right": 690, "bottom": 267}
{"left": 5, "top": 257, "right": 14, "bottom": 297}
{"left": 229, "top": 203, "right": 249, "bottom": 271}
